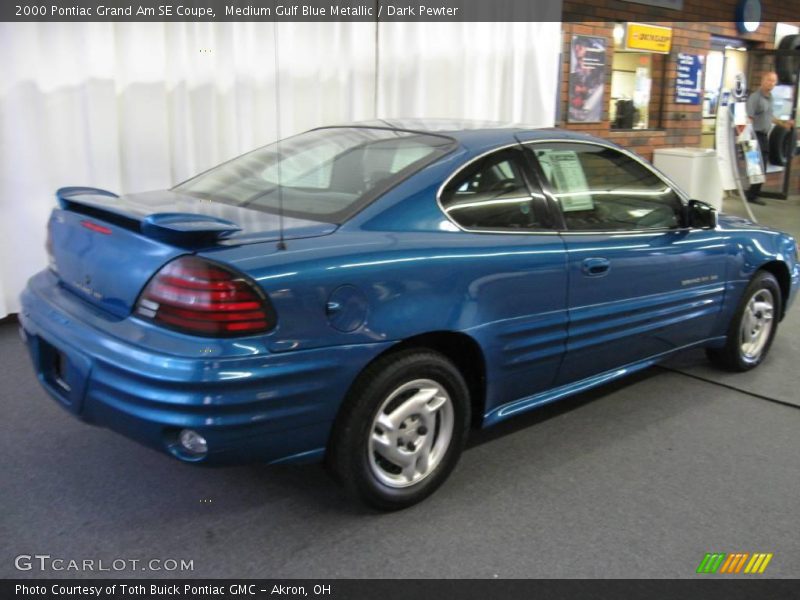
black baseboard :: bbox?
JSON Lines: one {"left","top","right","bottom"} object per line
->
{"left": 760, "top": 191, "right": 789, "bottom": 200}
{"left": 0, "top": 313, "right": 19, "bottom": 326}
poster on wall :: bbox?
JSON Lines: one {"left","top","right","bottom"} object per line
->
{"left": 568, "top": 35, "right": 606, "bottom": 123}
{"left": 675, "top": 53, "right": 703, "bottom": 105}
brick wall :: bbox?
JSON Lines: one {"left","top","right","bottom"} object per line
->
{"left": 559, "top": 0, "right": 800, "bottom": 195}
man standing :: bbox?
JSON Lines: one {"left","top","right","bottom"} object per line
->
{"left": 746, "top": 71, "right": 795, "bottom": 205}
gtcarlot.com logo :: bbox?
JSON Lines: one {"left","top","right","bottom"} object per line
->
{"left": 14, "top": 554, "right": 194, "bottom": 572}
{"left": 696, "top": 552, "right": 773, "bottom": 574}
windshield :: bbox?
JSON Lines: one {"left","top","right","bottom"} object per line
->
{"left": 173, "top": 127, "right": 456, "bottom": 224}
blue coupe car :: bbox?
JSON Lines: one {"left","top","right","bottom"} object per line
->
{"left": 20, "top": 120, "right": 799, "bottom": 509}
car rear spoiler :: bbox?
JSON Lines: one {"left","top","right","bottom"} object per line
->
{"left": 56, "top": 187, "right": 242, "bottom": 244}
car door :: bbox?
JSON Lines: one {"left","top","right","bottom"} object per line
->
{"left": 524, "top": 141, "right": 728, "bottom": 385}
{"left": 438, "top": 145, "right": 569, "bottom": 407}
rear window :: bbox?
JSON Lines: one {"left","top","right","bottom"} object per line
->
{"left": 173, "top": 127, "right": 456, "bottom": 224}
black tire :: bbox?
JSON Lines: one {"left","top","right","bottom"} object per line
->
{"left": 769, "top": 126, "right": 789, "bottom": 166}
{"left": 327, "top": 349, "right": 470, "bottom": 510}
{"left": 776, "top": 34, "right": 800, "bottom": 85}
{"left": 785, "top": 127, "right": 798, "bottom": 160}
{"left": 706, "top": 271, "right": 782, "bottom": 372}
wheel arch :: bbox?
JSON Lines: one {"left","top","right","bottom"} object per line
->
{"left": 758, "top": 260, "right": 791, "bottom": 320}
{"left": 387, "top": 331, "right": 487, "bottom": 428}
{"left": 335, "top": 330, "right": 488, "bottom": 431}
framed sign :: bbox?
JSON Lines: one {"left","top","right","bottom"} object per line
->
{"left": 568, "top": 35, "right": 607, "bottom": 123}
{"left": 625, "top": 23, "right": 672, "bottom": 53}
{"left": 675, "top": 53, "right": 703, "bottom": 105}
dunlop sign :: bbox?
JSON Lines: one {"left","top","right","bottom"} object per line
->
{"left": 625, "top": 23, "right": 673, "bottom": 53}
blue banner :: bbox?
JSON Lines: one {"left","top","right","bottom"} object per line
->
{"left": 675, "top": 53, "right": 703, "bottom": 105}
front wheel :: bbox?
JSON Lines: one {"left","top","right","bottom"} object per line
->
{"left": 327, "top": 349, "right": 470, "bottom": 510}
{"left": 707, "top": 271, "right": 782, "bottom": 371}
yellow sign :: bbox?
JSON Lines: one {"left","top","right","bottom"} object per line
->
{"left": 625, "top": 23, "right": 672, "bottom": 53}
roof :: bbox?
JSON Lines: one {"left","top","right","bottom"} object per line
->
{"left": 357, "top": 118, "right": 541, "bottom": 132}
{"left": 327, "top": 118, "right": 605, "bottom": 154}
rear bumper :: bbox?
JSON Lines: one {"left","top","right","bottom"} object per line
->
{"left": 19, "top": 270, "right": 392, "bottom": 465}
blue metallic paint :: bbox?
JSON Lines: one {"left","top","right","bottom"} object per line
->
{"left": 20, "top": 124, "right": 799, "bottom": 466}
{"left": 21, "top": 270, "right": 391, "bottom": 464}
{"left": 556, "top": 229, "right": 728, "bottom": 384}
{"left": 48, "top": 208, "right": 188, "bottom": 318}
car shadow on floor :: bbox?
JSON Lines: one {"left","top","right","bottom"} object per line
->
{"left": 465, "top": 368, "right": 664, "bottom": 450}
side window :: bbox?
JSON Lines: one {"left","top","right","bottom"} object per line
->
{"left": 440, "top": 150, "right": 543, "bottom": 231}
{"left": 530, "top": 143, "right": 683, "bottom": 231}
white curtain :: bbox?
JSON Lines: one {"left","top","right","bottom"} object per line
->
{"left": 0, "top": 21, "right": 561, "bottom": 318}
{"left": 378, "top": 22, "right": 560, "bottom": 126}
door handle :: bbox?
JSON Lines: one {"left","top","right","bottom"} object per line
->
{"left": 582, "top": 257, "right": 610, "bottom": 277}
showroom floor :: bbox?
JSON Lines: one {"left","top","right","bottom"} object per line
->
{"left": 1, "top": 195, "right": 799, "bottom": 579}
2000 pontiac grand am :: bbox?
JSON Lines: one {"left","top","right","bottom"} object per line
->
{"left": 20, "top": 120, "right": 799, "bottom": 509}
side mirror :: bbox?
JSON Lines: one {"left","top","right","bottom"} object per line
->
{"left": 687, "top": 199, "right": 717, "bottom": 229}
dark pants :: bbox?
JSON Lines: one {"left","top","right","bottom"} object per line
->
{"left": 746, "top": 131, "right": 769, "bottom": 200}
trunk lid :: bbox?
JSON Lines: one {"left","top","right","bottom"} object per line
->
{"left": 49, "top": 187, "right": 336, "bottom": 317}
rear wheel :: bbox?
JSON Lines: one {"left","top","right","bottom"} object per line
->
{"left": 327, "top": 349, "right": 470, "bottom": 510}
{"left": 707, "top": 271, "right": 781, "bottom": 371}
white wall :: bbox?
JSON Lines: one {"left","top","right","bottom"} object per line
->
{"left": 0, "top": 21, "right": 562, "bottom": 317}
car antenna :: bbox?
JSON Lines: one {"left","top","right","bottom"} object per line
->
{"left": 273, "top": 24, "right": 287, "bottom": 251}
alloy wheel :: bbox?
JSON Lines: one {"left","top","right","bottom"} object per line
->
{"left": 367, "top": 378, "right": 454, "bottom": 488}
{"left": 739, "top": 288, "right": 774, "bottom": 364}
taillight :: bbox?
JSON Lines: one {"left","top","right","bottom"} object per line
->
{"left": 134, "top": 256, "right": 275, "bottom": 337}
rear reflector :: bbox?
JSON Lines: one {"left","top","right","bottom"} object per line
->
{"left": 134, "top": 256, "right": 275, "bottom": 337}
{"left": 81, "top": 220, "right": 112, "bottom": 235}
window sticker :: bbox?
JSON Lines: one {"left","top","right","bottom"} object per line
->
{"left": 537, "top": 150, "right": 595, "bottom": 211}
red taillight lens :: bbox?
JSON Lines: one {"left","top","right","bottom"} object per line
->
{"left": 135, "top": 256, "right": 275, "bottom": 337}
